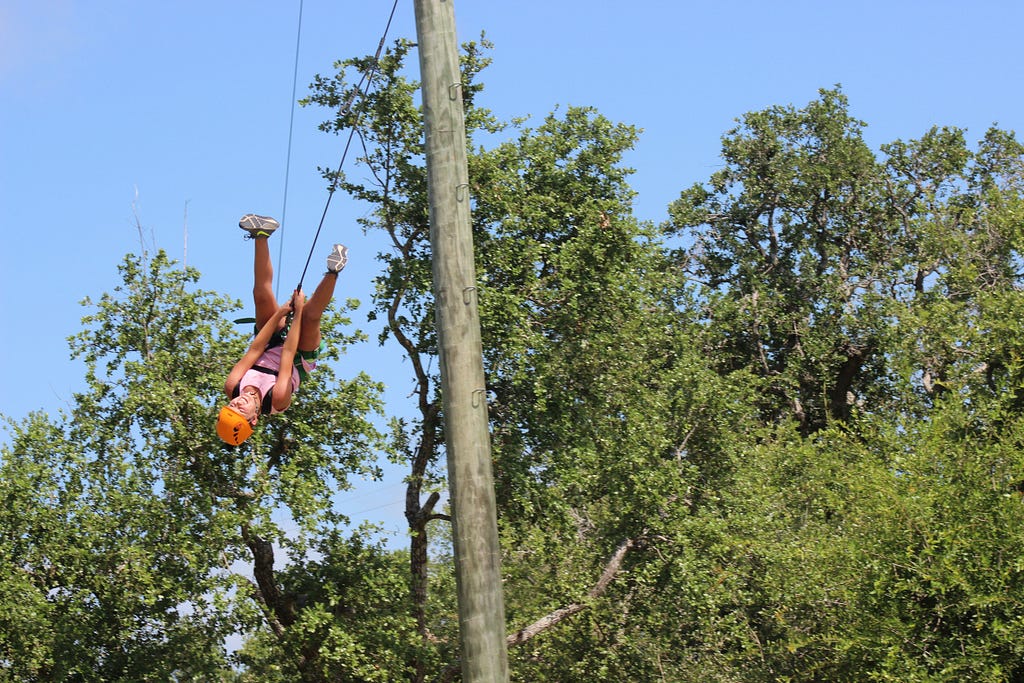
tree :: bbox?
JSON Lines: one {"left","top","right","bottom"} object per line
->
{"left": 470, "top": 106, "right": 759, "bottom": 679}
{"left": 307, "top": 36, "right": 759, "bottom": 681}
{"left": 667, "top": 88, "right": 895, "bottom": 434}
{"left": 305, "top": 38, "right": 459, "bottom": 681}
{"left": 7, "top": 57, "right": 1024, "bottom": 683}
{"left": 1, "top": 249, "right": 387, "bottom": 680}
{"left": 668, "top": 87, "right": 1024, "bottom": 434}
{"left": 667, "top": 87, "right": 1024, "bottom": 681}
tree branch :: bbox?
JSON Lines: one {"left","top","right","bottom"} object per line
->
{"left": 435, "top": 537, "right": 638, "bottom": 682}
{"left": 241, "top": 523, "right": 294, "bottom": 637}
{"left": 508, "top": 536, "right": 635, "bottom": 647}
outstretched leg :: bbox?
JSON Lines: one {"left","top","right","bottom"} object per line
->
{"left": 240, "top": 215, "right": 281, "bottom": 331}
{"left": 298, "top": 244, "right": 347, "bottom": 352}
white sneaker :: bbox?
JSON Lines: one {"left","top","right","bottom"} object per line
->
{"left": 239, "top": 214, "right": 279, "bottom": 239}
{"left": 326, "top": 244, "right": 348, "bottom": 273}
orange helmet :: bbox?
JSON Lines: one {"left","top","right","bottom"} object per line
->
{"left": 217, "top": 406, "right": 254, "bottom": 445}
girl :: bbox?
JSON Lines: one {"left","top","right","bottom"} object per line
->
{"left": 216, "top": 214, "right": 347, "bottom": 445}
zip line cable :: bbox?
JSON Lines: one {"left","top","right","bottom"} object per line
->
{"left": 240, "top": 0, "right": 398, "bottom": 327}
{"left": 276, "top": 0, "right": 305, "bottom": 300}
{"left": 287, "top": 0, "right": 401, "bottom": 294}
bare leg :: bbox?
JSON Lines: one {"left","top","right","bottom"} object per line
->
{"left": 252, "top": 238, "right": 279, "bottom": 330}
{"left": 298, "top": 271, "right": 339, "bottom": 352}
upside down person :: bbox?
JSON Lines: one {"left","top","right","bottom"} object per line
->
{"left": 216, "top": 214, "right": 348, "bottom": 446}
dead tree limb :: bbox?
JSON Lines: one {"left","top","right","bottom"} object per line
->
{"left": 507, "top": 536, "right": 635, "bottom": 647}
{"left": 434, "top": 536, "right": 637, "bottom": 683}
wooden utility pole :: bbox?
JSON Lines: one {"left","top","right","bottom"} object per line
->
{"left": 412, "top": 0, "right": 510, "bottom": 681}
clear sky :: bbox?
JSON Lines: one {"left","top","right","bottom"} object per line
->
{"left": 4, "top": 0, "right": 1024, "bottom": 532}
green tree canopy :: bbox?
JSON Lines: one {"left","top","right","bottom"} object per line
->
{"left": 4, "top": 45, "right": 1024, "bottom": 683}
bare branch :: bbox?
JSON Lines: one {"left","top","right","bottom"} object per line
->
{"left": 507, "top": 536, "right": 636, "bottom": 647}
{"left": 434, "top": 537, "right": 638, "bottom": 683}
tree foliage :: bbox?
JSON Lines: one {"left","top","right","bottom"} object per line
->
{"left": 3, "top": 36, "right": 1024, "bottom": 683}
{"left": 1, "top": 251, "right": 386, "bottom": 681}
{"left": 664, "top": 88, "right": 1024, "bottom": 681}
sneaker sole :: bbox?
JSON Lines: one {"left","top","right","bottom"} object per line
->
{"left": 327, "top": 245, "right": 348, "bottom": 273}
{"left": 239, "top": 214, "right": 279, "bottom": 237}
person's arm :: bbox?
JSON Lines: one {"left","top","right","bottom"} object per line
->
{"left": 270, "top": 290, "right": 305, "bottom": 412}
{"left": 223, "top": 301, "right": 294, "bottom": 397}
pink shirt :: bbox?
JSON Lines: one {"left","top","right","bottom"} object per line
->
{"left": 236, "top": 346, "right": 301, "bottom": 415}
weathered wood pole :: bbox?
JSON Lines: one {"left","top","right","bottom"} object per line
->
{"left": 412, "top": 0, "right": 510, "bottom": 680}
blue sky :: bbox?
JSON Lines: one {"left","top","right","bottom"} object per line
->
{"left": 4, "top": 0, "right": 1024, "bottom": 533}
